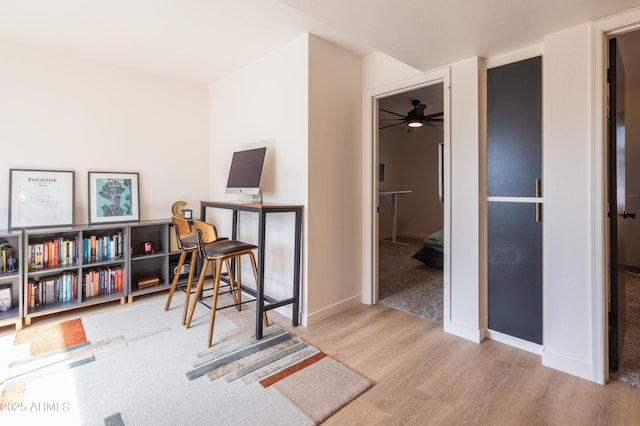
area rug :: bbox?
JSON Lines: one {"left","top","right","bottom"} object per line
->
{"left": 13, "top": 318, "right": 88, "bottom": 356}
{"left": 0, "top": 294, "right": 371, "bottom": 425}
{"left": 186, "top": 324, "right": 373, "bottom": 424}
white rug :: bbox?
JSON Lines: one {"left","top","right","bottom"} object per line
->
{"left": 0, "top": 294, "right": 314, "bottom": 425}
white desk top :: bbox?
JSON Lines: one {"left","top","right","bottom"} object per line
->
{"left": 379, "top": 190, "right": 412, "bottom": 196}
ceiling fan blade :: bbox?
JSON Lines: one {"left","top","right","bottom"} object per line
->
{"left": 426, "top": 117, "right": 444, "bottom": 122}
{"left": 425, "top": 122, "right": 444, "bottom": 130}
{"left": 379, "top": 122, "right": 406, "bottom": 130}
{"left": 424, "top": 111, "right": 443, "bottom": 119}
{"left": 379, "top": 108, "right": 407, "bottom": 118}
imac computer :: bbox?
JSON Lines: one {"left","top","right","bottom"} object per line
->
{"left": 225, "top": 147, "right": 267, "bottom": 202}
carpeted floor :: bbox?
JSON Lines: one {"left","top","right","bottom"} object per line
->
{"left": 378, "top": 238, "right": 443, "bottom": 324}
{"left": 611, "top": 271, "right": 640, "bottom": 388}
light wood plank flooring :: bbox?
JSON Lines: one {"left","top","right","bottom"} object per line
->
{"left": 3, "top": 293, "right": 640, "bottom": 425}
{"left": 281, "top": 303, "right": 640, "bottom": 425}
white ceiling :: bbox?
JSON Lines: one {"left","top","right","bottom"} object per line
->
{"left": 1, "top": 0, "right": 640, "bottom": 83}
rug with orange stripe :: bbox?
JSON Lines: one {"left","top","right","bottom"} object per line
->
{"left": 185, "top": 324, "right": 373, "bottom": 424}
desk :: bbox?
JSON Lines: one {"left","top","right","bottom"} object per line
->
{"left": 200, "top": 200, "right": 303, "bottom": 339}
{"left": 379, "top": 190, "right": 412, "bottom": 243}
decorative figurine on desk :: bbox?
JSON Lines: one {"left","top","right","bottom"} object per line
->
{"left": 7, "top": 255, "right": 17, "bottom": 272}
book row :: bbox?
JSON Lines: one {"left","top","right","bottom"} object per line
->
{"left": 27, "top": 265, "right": 124, "bottom": 308}
{"left": 84, "top": 266, "right": 124, "bottom": 298}
{"left": 27, "top": 272, "right": 77, "bottom": 307}
{"left": 27, "top": 232, "right": 124, "bottom": 270}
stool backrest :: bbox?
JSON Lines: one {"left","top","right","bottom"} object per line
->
{"left": 172, "top": 216, "right": 191, "bottom": 236}
{"left": 172, "top": 216, "right": 192, "bottom": 250}
{"left": 193, "top": 220, "right": 221, "bottom": 258}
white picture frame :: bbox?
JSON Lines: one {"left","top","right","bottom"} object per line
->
{"left": 9, "top": 169, "right": 75, "bottom": 229}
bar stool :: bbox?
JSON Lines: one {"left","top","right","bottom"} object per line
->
{"left": 164, "top": 216, "right": 225, "bottom": 325}
{"left": 185, "top": 220, "right": 268, "bottom": 347}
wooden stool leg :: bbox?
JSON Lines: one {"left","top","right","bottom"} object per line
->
{"left": 248, "top": 251, "right": 268, "bottom": 327}
{"left": 165, "top": 250, "right": 187, "bottom": 311}
{"left": 224, "top": 258, "right": 239, "bottom": 308}
{"left": 186, "top": 259, "right": 209, "bottom": 329}
{"left": 181, "top": 250, "right": 198, "bottom": 325}
{"left": 208, "top": 259, "right": 224, "bottom": 348}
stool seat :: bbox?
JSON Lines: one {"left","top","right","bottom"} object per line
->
{"left": 203, "top": 240, "right": 257, "bottom": 257}
{"left": 179, "top": 234, "right": 199, "bottom": 250}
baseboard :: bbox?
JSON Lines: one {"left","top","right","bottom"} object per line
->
{"left": 542, "top": 349, "right": 595, "bottom": 383}
{"left": 304, "top": 294, "right": 362, "bottom": 327}
{"left": 485, "top": 329, "right": 543, "bottom": 355}
{"left": 444, "top": 321, "right": 484, "bottom": 343}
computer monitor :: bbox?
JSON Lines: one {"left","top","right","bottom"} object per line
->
{"left": 225, "top": 147, "right": 267, "bottom": 202}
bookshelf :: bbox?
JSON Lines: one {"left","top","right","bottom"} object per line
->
{"left": 23, "top": 224, "right": 128, "bottom": 326}
{"left": 0, "top": 230, "right": 23, "bottom": 330}
{"left": 0, "top": 220, "right": 181, "bottom": 329}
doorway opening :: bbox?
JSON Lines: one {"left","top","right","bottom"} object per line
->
{"left": 607, "top": 29, "right": 640, "bottom": 387}
{"left": 376, "top": 84, "right": 445, "bottom": 323}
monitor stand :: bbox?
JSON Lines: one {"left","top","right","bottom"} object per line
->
{"left": 236, "top": 193, "right": 262, "bottom": 203}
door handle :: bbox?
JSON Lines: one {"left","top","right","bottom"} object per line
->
{"left": 623, "top": 211, "right": 637, "bottom": 219}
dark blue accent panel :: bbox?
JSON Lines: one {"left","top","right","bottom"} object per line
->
{"left": 487, "top": 56, "right": 542, "bottom": 197}
{"left": 488, "top": 202, "right": 542, "bottom": 344}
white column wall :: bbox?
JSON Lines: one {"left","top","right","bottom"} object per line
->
{"left": 446, "top": 57, "right": 482, "bottom": 341}
{"left": 307, "top": 35, "right": 363, "bottom": 322}
{"left": 542, "top": 24, "right": 594, "bottom": 380}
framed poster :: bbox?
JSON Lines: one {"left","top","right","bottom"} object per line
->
{"left": 9, "top": 169, "right": 75, "bottom": 229}
{"left": 88, "top": 172, "right": 140, "bottom": 224}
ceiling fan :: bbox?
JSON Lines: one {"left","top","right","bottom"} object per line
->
{"left": 379, "top": 99, "right": 443, "bottom": 131}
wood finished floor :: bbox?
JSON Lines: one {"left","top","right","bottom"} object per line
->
{"left": 282, "top": 304, "right": 640, "bottom": 425}
{"left": 3, "top": 293, "right": 640, "bottom": 425}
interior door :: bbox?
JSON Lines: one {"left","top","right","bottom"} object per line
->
{"left": 487, "top": 56, "right": 543, "bottom": 344}
{"left": 608, "top": 37, "right": 626, "bottom": 372}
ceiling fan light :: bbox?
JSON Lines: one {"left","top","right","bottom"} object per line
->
{"left": 407, "top": 119, "right": 423, "bottom": 128}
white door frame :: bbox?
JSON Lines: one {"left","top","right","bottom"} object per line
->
{"left": 592, "top": 9, "right": 640, "bottom": 384}
{"left": 362, "top": 67, "right": 451, "bottom": 324}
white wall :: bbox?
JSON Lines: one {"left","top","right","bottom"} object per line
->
{"left": 447, "top": 57, "right": 482, "bottom": 341}
{"left": 307, "top": 35, "right": 363, "bottom": 320}
{"left": 0, "top": 40, "right": 210, "bottom": 226}
{"left": 208, "top": 35, "right": 309, "bottom": 319}
{"left": 542, "top": 23, "right": 594, "bottom": 380}
{"left": 208, "top": 34, "right": 362, "bottom": 325}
